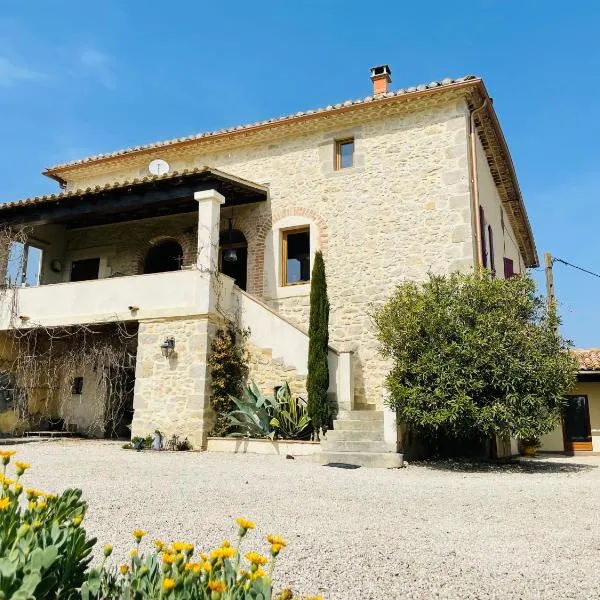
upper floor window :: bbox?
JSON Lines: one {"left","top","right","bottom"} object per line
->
{"left": 282, "top": 227, "right": 310, "bottom": 286}
{"left": 335, "top": 139, "right": 354, "bottom": 170}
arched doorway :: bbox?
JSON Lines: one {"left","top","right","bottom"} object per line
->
{"left": 219, "top": 229, "right": 248, "bottom": 291}
{"left": 143, "top": 240, "right": 183, "bottom": 274}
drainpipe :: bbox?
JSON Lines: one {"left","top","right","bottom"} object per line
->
{"left": 468, "top": 98, "right": 489, "bottom": 269}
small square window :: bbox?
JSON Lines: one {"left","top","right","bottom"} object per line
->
{"left": 71, "top": 377, "right": 84, "bottom": 395}
{"left": 281, "top": 227, "right": 310, "bottom": 286}
{"left": 335, "top": 139, "right": 354, "bottom": 170}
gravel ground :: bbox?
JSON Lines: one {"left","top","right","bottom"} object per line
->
{"left": 6, "top": 440, "right": 600, "bottom": 599}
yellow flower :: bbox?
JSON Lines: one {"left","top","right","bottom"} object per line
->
{"left": 153, "top": 539, "right": 165, "bottom": 551}
{"left": 211, "top": 547, "right": 236, "bottom": 560}
{"left": 173, "top": 541, "right": 194, "bottom": 554}
{"left": 14, "top": 483, "right": 22, "bottom": 495}
{"left": 129, "top": 549, "right": 138, "bottom": 558}
{"left": 14, "top": 461, "right": 30, "bottom": 475}
{"left": 72, "top": 516, "right": 83, "bottom": 527}
{"left": 33, "top": 520, "right": 42, "bottom": 530}
{"left": 221, "top": 539, "right": 231, "bottom": 548}
{"left": 245, "top": 552, "right": 268, "bottom": 566}
{"left": 0, "top": 450, "right": 16, "bottom": 465}
{"left": 271, "top": 543, "right": 284, "bottom": 556}
{"left": 199, "top": 552, "right": 209, "bottom": 561}
{"left": 104, "top": 544, "right": 113, "bottom": 557}
{"left": 304, "top": 597, "right": 323, "bottom": 600}
{"left": 267, "top": 534, "right": 287, "bottom": 547}
{"left": 208, "top": 580, "right": 227, "bottom": 592}
{"left": 249, "top": 567, "right": 267, "bottom": 581}
{"left": 162, "top": 552, "right": 175, "bottom": 565}
{"left": 201, "top": 561, "right": 212, "bottom": 572}
{"left": 2, "top": 478, "right": 15, "bottom": 487}
{"left": 120, "top": 564, "right": 129, "bottom": 575}
{"left": 236, "top": 517, "right": 255, "bottom": 533}
{"left": 28, "top": 501, "right": 36, "bottom": 511}
{"left": 0, "top": 497, "right": 10, "bottom": 511}
{"left": 131, "top": 529, "right": 146, "bottom": 542}
{"left": 37, "top": 500, "right": 47, "bottom": 510}
{"left": 162, "top": 578, "right": 176, "bottom": 591}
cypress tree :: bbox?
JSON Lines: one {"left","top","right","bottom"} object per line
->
{"left": 307, "top": 250, "right": 330, "bottom": 440}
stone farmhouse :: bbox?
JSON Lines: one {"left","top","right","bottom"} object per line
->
{"left": 0, "top": 66, "right": 537, "bottom": 466}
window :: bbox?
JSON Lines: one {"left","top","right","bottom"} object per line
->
{"left": 71, "top": 377, "right": 84, "bottom": 395}
{"left": 503, "top": 257, "right": 515, "bottom": 279}
{"left": 479, "top": 206, "right": 487, "bottom": 268}
{"left": 335, "top": 139, "right": 354, "bottom": 170}
{"left": 0, "top": 372, "right": 16, "bottom": 411}
{"left": 143, "top": 240, "right": 183, "bottom": 274}
{"left": 71, "top": 258, "right": 100, "bottom": 282}
{"left": 281, "top": 227, "right": 310, "bottom": 286}
{"left": 6, "top": 242, "right": 43, "bottom": 287}
{"left": 487, "top": 225, "right": 495, "bottom": 277}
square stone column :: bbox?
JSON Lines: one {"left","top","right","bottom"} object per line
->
{"left": 194, "top": 190, "right": 225, "bottom": 273}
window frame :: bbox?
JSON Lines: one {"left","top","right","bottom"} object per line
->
{"left": 281, "top": 226, "right": 311, "bottom": 287}
{"left": 335, "top": 138, "right": 355, "bottom": 171}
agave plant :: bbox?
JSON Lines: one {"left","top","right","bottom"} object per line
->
{"left": 226, "top": 381, "right": 278, "bottom": 439}
{"left": 270, "top": 383, "right": 311, "bottom": 440}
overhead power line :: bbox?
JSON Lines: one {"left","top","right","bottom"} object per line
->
{"left": 552, "top": 257, "right": 600, "bottom": 280}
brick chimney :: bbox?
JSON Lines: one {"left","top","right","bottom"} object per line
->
{"left": 370, "top": 64, "right": 392, "bottom": 96}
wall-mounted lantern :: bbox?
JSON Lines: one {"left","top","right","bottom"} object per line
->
{"left": 160, "top": 337, "right": 175, "bottom": 358}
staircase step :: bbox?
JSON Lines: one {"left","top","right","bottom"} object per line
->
{"left": 333, "top": 418, "right": 382, "bottom": 431}
{"left": 316, "top": 451, "right": 403, "bottom": 469}
{"left": 353, "top": 403, "right": 378, "bottom": 411}
{"left": 326, "top": 429, "right": 384, "bottom": 442}
{"left": 336, "top": 410, "right": 383, "bottom": 422}
{"left": 320, "top": 440, "right": 390, "bottom": 453}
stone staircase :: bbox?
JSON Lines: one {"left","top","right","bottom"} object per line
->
{"left": 317, "top": 408, "right": 404, "bottom": 468}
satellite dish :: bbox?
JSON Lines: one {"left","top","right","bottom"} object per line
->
{"left": 148, "top": 159, "right": 170, "bottom": 176}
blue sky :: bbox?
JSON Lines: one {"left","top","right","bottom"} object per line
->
{"left": 1, "top": 1, "right": 599, "bottom": 346}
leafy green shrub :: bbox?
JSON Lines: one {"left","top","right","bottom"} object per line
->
{"left": 209, "top": 324, "right": 250, "bottom": 436}
{"left": 0, "top": 451, "right": 96, "bottom": 599}
{"left": 373, "top": 271, "right": 578, "bottom": 450}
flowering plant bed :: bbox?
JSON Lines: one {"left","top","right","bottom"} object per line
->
{"left": 207, "top": 437, "right": 321, "bottom": 456}
{"left": 0, "top": 449, "right": 322, "bottom": 599}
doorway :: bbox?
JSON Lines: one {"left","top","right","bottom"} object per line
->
{"left": 219, "top": 229, "right": 248, "bottom": 291}
{"left": 563, "top": 395, "right": 592, "bottom": 451}
{"left": 143, "top": 240, "right": 183, "bottom": 274}
{"left": 103, "top": 366, "right": 135, "bottom": 439}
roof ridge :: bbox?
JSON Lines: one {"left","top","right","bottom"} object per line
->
{"left": 44, "top": 75, "right": 480, "bottom": 174}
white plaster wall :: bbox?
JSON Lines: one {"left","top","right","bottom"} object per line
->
{"left": 0, "top": 270, "right": 212, "bottom": 329}
{"left": 475, "top": 135, "right": 525, "bottom": 276}
{"left": 539, "top": 424, "right": 565, "bottom": 452}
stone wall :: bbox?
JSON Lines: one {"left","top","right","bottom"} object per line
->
{"left": 131, "top": 316, "right": 215, "bottom": 448}
{"left": 55, "top": 92, "right": 480, "bottom": 407}
{"left": 246, "top": 342, "right": 307, "bottom": 399}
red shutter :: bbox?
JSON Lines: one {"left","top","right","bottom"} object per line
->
{"left": 487, "top": 225, "right": 495, "bottom": 276}
{"left": 503, "top": 257, "right": 515, "bottom": 278}
{"left": 479, "top": 206, "right": 487, "bottom": 268}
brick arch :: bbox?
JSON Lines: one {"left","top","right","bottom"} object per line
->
{"left": 134, "top": 233, "right": 195, "bottom": 274}
{"left": 247, "top": 207, "right": 329, "bottom": 297}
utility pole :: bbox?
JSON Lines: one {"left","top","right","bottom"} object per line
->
{"left": 545, "top": 252, "right": 559, "bottom": 334}
{"left": 545, "top": 252, "right": 555, "bottom": 309}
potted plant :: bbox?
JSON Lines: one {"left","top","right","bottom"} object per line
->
{"left": 520, "top": 437, "right": 540, "bottom": 457}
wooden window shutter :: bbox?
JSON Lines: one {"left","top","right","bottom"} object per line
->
{"left": 479, "top": 206, "right": 487, "bottom": 268}
{"left": 503, "top": 257, "right": 515, "bottom": 278}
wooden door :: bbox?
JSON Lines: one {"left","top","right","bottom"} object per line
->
{"left": 563, "top": 395, "right": 592, "bottom": 451}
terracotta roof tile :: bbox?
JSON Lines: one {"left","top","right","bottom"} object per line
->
{"left": 0, "top": 166, "right": 267, "bottom": 212}
{"left": 44, "top": 75, "right": 479, "bottom": 173}
{"left": 573, "top": 348, "right": 600, "bottom": 371}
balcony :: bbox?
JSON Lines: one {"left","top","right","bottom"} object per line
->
{"left": 0, "top": 269, "right": 232, "bottom": 330}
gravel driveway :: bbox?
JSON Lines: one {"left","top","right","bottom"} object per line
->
{"left": 6, "top": 440, "right": 600, "bottom": 599}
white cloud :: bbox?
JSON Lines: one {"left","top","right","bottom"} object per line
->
{"left": 0, "top": 56, "right": 43, "bottom": 87}
{"left": 80, "top": 49, "right": 115, "bottom": 90}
